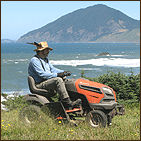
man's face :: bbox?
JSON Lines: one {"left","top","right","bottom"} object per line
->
{"left": 42, "top": 48, "right": 50, "bottom": 57}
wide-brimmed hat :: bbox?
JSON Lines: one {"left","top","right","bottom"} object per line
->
{"left": 27, "top": 41, "right": 53, "bottom": 51}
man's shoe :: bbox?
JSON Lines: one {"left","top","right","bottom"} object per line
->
{"left": 62, "top": 97, "right": 81, "bottom": 108}
{"left": 71, "top": 99, "right": 82, "bottom": 109}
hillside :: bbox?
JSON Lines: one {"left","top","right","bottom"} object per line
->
{"left": 95, "top": 28, "right": 140, "bottom": 43}
{"left": 17, "top": 4, "right": 140, "bottom": 43}
{"left": 1, "top": 39, "right": 15, "bottom": 43}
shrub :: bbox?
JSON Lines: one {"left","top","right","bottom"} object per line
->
{"left": 1, "top": 93, "right": 28, "bottom": 111}
{"left": 82, "top": 70, "right": 140, "bottom": 103}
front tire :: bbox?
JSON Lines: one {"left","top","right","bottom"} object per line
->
{"left": 86, "top": 110, "right": 107, "bottom": 128}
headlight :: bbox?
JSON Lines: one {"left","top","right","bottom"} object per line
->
{"left": 102, "top": 87, "right": 113, "bottom": 97}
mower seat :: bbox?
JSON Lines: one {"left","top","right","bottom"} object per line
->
{"left": 28, "top": 76, "right": 56, "bottom": 97}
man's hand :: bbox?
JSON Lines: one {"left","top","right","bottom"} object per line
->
{"left": 57, "top": 71, "right": 71, "bottom": 78}
{"left": 64, "top": 71, "right": 71, "bottom": 76}
{"left": 57, "top": 72, "right": 66, "bottom": 78}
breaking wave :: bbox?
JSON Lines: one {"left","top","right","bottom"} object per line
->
{"left": 2, "top": 57, "right": 140, "bottom": 68}
{"left": 50, "top": 58, "right": 140, "bottom": 68}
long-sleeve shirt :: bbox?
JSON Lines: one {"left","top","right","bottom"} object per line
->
{"left": 28, "top": 55, "right": 64, "bottom": 83}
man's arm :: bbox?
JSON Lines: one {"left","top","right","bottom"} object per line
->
{"left": 31, "top": 57, "right": 58, "bottom": 80}
{"left": 48, "top": 62, "right": 64, "bottom": 74}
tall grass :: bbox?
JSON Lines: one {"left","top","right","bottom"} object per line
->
{"left": 1, "top": 71, "right": 140, "bottom": 140}
{"left": 1, "top": 104, "right": 140, "bottom": 140}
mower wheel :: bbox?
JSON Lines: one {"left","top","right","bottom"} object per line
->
{"left": 19, "top": 105, "right": 46, "bottom": 126}
{"left": 86, "top": 110, "right": 107, "bottom": 128}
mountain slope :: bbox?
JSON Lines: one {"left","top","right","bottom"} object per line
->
{"left": 17, "top": 4, "right": 140, "bottom": 43}
{"left": 95, "top": 28, "right": 140, "bottom": 43}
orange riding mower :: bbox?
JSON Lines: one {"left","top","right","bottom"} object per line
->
{"left": 19, "top": 76, "right": 125, "bottom": 128}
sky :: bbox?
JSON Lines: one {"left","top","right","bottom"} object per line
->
{"left": 1, "top": 1, "right": 140, "bottom": 40}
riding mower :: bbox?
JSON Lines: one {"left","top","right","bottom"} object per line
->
{"left": 19, "top": 74, "right": 125, "bottom": 128}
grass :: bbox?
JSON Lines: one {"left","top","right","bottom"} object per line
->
{"left": 1, "top": 104, "right": 140, "bottom": 140}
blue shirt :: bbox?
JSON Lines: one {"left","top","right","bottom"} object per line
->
{"left": 28, "top": 55, "right": 64, "bottom": 83}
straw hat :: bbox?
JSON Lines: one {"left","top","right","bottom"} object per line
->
{"left": 27, "top": 41, "right": 53, "bottom": 51}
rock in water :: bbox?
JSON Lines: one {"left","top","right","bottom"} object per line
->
{"left": 98, "top": 52, "right": 111, "bottom": 56}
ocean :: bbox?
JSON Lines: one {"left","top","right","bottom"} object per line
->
{"left": 1, "top": 42, "right": 140, "bottom": 95}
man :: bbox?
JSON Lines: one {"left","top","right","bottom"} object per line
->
{"left": 28, "top": 41, "right": 81, "bottom": 108}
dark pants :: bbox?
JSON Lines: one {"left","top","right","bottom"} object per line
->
{"left": 36, "top": 77, "right": 69, "bottom": 100}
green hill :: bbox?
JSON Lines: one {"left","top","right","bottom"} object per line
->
{"left": 17, "top": 4, "right": 140, "bottom": 43}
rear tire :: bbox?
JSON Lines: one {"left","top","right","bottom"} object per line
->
{"left": 86, "top": 110, "right": 107, "bottom": 128}
{"left": 19, "top": 105, "right": 46, "bottom": 126}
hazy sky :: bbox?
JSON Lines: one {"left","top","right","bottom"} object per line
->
{"left": 1, "top": 1, "right": 140, "bottom": 40}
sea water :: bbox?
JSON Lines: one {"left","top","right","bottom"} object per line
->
{"left": 1, "top": 42, "right": 140, "bottom": 95}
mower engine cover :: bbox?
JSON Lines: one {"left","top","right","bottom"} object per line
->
{"left": 65, "top": 78, "right": 117, "bottom": 110}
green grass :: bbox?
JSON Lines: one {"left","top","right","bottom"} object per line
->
{"left": 1, "top": 104, "right": 140, "bottom": 140}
